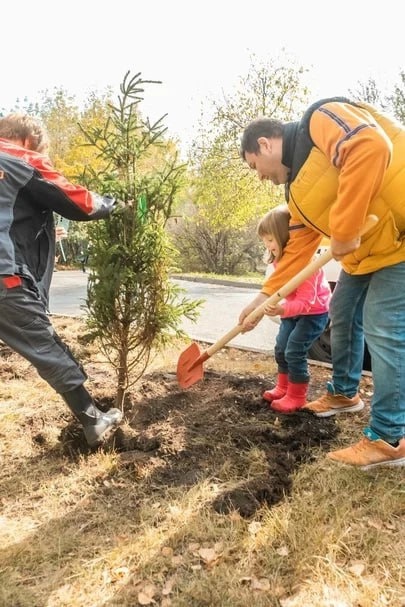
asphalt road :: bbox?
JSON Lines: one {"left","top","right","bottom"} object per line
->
{"left": 48, "top": 271, "right": 279, "bottom": 353}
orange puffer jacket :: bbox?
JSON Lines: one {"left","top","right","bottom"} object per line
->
{"left": 262, "top": 101, "right": 405, "bottom": 296}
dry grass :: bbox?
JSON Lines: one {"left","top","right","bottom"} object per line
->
{"left": 0, "top": 317, "right": 404, "bottom": 607}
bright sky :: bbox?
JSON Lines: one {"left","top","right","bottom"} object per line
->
{"left": 3, "top": 0, "right": 403, "bottom": 153}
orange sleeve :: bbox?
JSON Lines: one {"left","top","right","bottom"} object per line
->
{"left": 261, "top": 218, "right": 322, "bottom": 295}
{"left": 309, "top": 102, "right": 391, "bottom": 241}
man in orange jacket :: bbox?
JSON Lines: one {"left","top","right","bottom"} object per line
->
{"left": 238, "top": 97, "right": 405, "bottom": 470}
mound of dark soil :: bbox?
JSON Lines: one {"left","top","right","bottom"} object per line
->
{"left": 59, "top": 364, "right": 339, "bottom": 518}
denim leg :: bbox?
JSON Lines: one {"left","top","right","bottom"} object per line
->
{"left": 364, "top": 262, "right": 405, "bottom": 442}
{"left": 330, "top": 270, "right": 369, "bottom": 395}
{"left": 285, "top": 312, "right": 329, "bottom": 383}
{"left": 274, "top": 318, "right": 294, "bottom": 374}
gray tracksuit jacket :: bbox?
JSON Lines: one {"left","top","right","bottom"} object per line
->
{"left": 0, "top": 138, "right": 115, "bottom": 303}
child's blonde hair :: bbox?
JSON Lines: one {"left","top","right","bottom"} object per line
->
{"left": 257, "top": 204, "right": 290, "bottom": 263}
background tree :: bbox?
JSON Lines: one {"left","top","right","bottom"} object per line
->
{"left": 350, "top": 73, "right": 405, "bottom": 124}
{"left": 350, "top": 77, "right": 389, "bottom": 109}
{"left": 42, "top": 88, "right": 117, "bottom": 265}
{"left": 176, "top": 54, "right": 310, "bottom": 274}
{"left": 387, "top": 70, "right": 405, "bottom": 124}
{"left": 78, "top": 71, "right": 200, "bottom": 409}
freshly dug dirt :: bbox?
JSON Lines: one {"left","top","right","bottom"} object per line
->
{"left": 55, "top": 345, "right": 346, "bottom": 518}
{"left": 2, "top": 319, "right": 373, "bottom": 518}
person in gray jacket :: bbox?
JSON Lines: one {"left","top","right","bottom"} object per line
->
{"left": 0, "top": 113, "right": 122, "bottom": 446}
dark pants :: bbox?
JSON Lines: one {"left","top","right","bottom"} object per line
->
{"left": 0, "top": 277, "right": 86, "bottom": 393}
{"left": 274, "top": 312, "right": 329, "bottom": 383}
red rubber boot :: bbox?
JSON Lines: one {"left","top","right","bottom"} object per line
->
{"left": 263, "top": 373, "right": 288, "bottom": 403}
{"left": 271, "top": 381, "right": 309, "bottom": 414}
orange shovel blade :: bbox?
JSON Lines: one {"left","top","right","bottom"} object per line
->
{"left": 177, "top": 342, "right": 208, "bottom": 389}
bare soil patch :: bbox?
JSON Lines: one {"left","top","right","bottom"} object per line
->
{"left": 4, "top": 317, "right": 372, "bottom": 518}
{"left": 62, "top": 367, "right": 339, "bottom": 517}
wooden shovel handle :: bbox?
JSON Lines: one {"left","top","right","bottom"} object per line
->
{"left": 205, "top": 214, "right": 378, "bottom": 358}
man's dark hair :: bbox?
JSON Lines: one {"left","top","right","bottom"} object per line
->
{"left": 240, "top": 118, "right": 284, "bottom": 159}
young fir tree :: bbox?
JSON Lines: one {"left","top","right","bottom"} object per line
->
{"left": 79, "top": 71, "right": 200, "bottom": 409}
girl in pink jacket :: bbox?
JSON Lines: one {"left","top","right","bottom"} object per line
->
{"left": 259, "top": 205, "right": 331, "bottom": 413}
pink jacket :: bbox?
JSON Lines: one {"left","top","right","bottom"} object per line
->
{"left": 274, "top": 262, "right": 331, "bottom": 318}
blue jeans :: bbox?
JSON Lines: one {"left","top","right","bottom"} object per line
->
{"left": 275, "top": 312, "right": 329, "bottom": 383}
{"left": 329, "top": 271, "right": 367, "bottom": 396}
{"left": 330, "top": 263, "right": 405, "bottom": 442}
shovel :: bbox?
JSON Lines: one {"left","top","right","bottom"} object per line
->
{"left": 177, "top": 215, "right": 378, "bottom": 389}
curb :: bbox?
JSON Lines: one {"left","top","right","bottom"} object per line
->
{"left": 172, "top": 275, "right": 262, "bottom": 289}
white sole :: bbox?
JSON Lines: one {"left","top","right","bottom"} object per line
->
{"left": 312, "top": 401, "right": 365, "bottom": 418}
{"left": 360, "top": 457, "right": 405, "bottom": 470}
{"left": 328, "top": 455, "right": 405, "bottom": 469}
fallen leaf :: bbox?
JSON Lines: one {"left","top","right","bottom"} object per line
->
{"left": 367, "top": 518, "right": 383, "bottom": 530}
{"left": 161, "top": 546, "right": 174, "bottom": 557}
{"left": 248, "top": 521, "right": 262, "bottom": 535}
{"left": 198, "top": 548, "right": 219, "bottom": 565}
{"left": 348, "top": 561, "right": 366, "bottom": 576}
{"left": 162, "top": 576, "right": 176, "bottom": 596}
{"left": 168, "top": 505, "right": 181, "bottom": 516}
{"left": 138, "top": 592, "right": 155, "bottom": 605}
{"left": 251, "top": 576, "right": 271, "bottom": 591}
{"left": 138, "top": 582, "right": 157, "bottom": 605}
{"left": 276, "top": 545, "right": 289, "bottom": 556}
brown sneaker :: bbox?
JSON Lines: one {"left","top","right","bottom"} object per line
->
{"left": 303, "top": 383, "right": 364, "bottom": 417}
{"left": 327, "top": 436, "right": 405, "bottom": 470}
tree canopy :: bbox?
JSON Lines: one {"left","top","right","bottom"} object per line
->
{"left": 188, "top": 54, "right": 311, "bottom": 231}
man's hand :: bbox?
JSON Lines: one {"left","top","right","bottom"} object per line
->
{"left": 330, "top": 236, "right": 361, "bottom": 259}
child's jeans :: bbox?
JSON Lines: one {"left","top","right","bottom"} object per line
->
{"left": 274, "top": 312, "right": 329, "bottom": 383}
